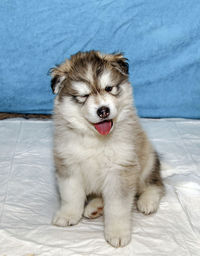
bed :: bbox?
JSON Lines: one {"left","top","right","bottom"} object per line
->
{"left": 0, "top": 118, "right": 199, "bottom": 256}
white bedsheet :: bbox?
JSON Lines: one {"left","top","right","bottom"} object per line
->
{"left": 0, "top": 118, "right": 199, "bottom": 256}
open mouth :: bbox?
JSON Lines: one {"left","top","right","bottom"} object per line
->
{"left": 94, "top": 120, "right": 113, "bottom": 135}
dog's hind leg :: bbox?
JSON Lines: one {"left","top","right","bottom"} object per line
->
{"left": 137, "top": 154, "right": 165, "bottom": 215}
{"left": 83, "top": 195, "right": 103, "bottom": 219}
{"left": 137, "top": 185, "right": 164, "bottom": 215}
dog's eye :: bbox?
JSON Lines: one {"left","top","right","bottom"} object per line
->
{"left": 105, "top": 86, "right": 113, "bottom": 92}
{"left": 106, "top": 85, "right": 120, "bottom": 96}
{"left": 77, "top": 94, "right": 89, "bottom": 99}
{"left": 74, "top": 94, "right": 89, "bottom": 104}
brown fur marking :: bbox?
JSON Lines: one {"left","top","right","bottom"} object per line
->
{"left": 50, "top": 51, "right": 129, "bottom": 100}
{"left": 147, "top": 154, "right": 164, "bottom": 187}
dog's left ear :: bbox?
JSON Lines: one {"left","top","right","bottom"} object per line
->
{"left": 104, "top": 53, "right": 129, "bottom": 76}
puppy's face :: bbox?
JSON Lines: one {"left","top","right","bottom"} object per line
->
{"left": 50, "top": 51, "right": 132, "bottom": 136}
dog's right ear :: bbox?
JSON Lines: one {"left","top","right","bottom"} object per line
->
{"left": 49, "top": 69, "right": 66, "bottom": 94}
{"left": 49, "top": 59, "right": 71, "bottom": 94}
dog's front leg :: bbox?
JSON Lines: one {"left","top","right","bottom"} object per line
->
{"left": 103, "top": 175, "right": 135, "bottom": 248}
{"left": 53, "top": 174, "right": 85, "bottom": 227}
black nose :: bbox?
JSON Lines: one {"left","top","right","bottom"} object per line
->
{"left": 97, "top": 106, "right": 110, "bottom": 119}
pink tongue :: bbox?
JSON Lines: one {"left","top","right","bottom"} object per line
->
{"left": 94, "top": 120, "right": 112, "bottom": 135}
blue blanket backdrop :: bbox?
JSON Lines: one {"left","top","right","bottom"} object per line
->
{"left": 0, "top": 0, "right": 200, "bottom": 118}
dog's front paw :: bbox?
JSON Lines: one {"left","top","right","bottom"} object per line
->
{"left": 53, "top": 208, "right": 82, "bottom": 227}
{"left": 104, "top": 224, "right": 131, "bottom": 248}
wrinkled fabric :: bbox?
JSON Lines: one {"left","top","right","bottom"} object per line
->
{"left": 0, "top": 0, "right": 200, "bottom": 118}
{"left": 0, "top": 118, "right": 199, "bottom": 255}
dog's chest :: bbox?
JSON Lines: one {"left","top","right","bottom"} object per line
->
{"left": 79, "top": 145, "right": 117, "bottom": 194}
{"left": 77, "top": 136, "right": 134, "bottom": 194}
{"left": 58, "top": 133, "right": 135, "bottom": 194}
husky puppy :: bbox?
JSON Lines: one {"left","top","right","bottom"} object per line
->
{"left": 50, "top": 51, "right": 164, "bottom": 247}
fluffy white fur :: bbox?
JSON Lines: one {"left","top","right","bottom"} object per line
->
{"left": 51, "top": 51, "right": 164, "bottom": 248}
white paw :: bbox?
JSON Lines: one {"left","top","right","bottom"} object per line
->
{"left": 83, "top": 198, "right": 103, "bottom": 219}
{"left": 104, "top": 225, "right": 131, "bottom": 248}
{"left": 53, "top": 208, "right": 82, "bottom": 227}
{"left": 137, "top": 190, "right": 160, "bottom": 215}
